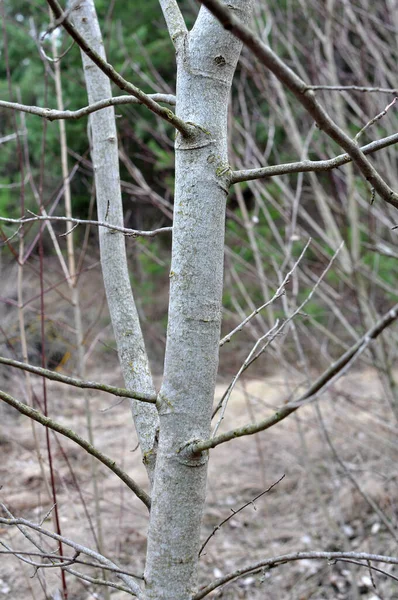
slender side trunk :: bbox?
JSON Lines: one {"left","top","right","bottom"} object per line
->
{"left": 69, "top": 0, "right": 159, "bottom": 480}
{"left": 144, "top": 4, "right": 251, "bottom": 598}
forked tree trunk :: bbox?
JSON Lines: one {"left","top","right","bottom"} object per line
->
{"left": 72, "top": 1, "right": 251, "bottom": 598}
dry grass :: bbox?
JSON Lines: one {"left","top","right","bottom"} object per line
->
{"left": 0, "top": 261, "right": 397, "bottom": 599}
{"left": 1, "top": 368, "right": 397, "bottom": 599}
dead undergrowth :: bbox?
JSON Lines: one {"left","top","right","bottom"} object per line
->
{"left": 1, "top": 367, "right": 397, "bottom": 600}
{"left": 0, "top": 259, "right": 397, "bottom": 599}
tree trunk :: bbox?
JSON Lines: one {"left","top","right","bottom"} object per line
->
{"left": 144, "top": 3, "right": 251, "bottom": 598}
{"left": 69, "top": 0, "right": 159, "bottom": 482}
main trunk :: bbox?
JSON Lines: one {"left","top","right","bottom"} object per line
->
{"left": 144, "top": 4, "right": 251, "bottom": 598}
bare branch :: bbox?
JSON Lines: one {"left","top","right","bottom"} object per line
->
{"left": 308, "top": 85, "right": 398, "bottom": 94}
{"left": 0, "top": 356, "right": 157, "bottom": 403}
{"left": 0, "top": 507, "right": 143, "bottom": 597}
{"left": 44, "top": 0, "right": 192, "bottom": 136}
{"left": 1, "top": 543, "right": 80, "bottom": 570}
{"left": 230, "top": 133, "right": 398, "bottom": 184}
{"left": 39, "top": 39, "right": 75, "bottom": 64}
{"left": 0, "top": 131, "right": 26, "bottom": 144}
{"left": 212, "top": 319, "right": 280, "bottom": 435}
{"left": 158, "top": 0, "right": 188, "bottom": 49}
{"left": 220, "top": 296, "right": 283, "bottom": 347}
{"left": 0, "top": 94, "right": 176, "bottom": 122}
{"left": 214, "top": 244, "right": 341, "bottom": 427}
{"left": 220, "top": 239, "right": 310, "bottom": 346}
{"left": 190, "top": 302, "right": 398, "bottom": 453}
{"left": 0, "top": 549, "right": 144, "bottom": 580}
{"left": 41, "top": 0, "right": 80, "bottom": 40}
{"left": 0, "top": 389, "right": 151, "bottom": 509}
{"left": 0, "top": 213, "right": 172, "bottom": 239}
{"left": 332, "top": 559, "right": 398, "bottom": 584}
{"left": 198, "top": 0, "right": 398, "bottom": 209}
{"left": 193, "top": 551, "right": 398, "bottom": 599}
{"left": 214, "top": 242, "right": 342, "bottom": 424}
{"left": 354, "top": 97, "right": 397, "bottom": 142}
{"left": 199, "top": 475, "right": 285, "bottom": 556}
{"left": 60, "top": 570, "right": 136, "bottom": 595}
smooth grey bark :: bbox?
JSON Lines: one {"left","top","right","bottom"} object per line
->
{"left": 69, "top": 0, "right": 159, "bottom": 481}
{"left": 144, "top": 3, "right": 252, "bottom": 598}
{"left": 69, "top": 1, "right": 252, "bottom": 597}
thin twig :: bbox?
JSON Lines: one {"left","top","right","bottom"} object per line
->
{"left": 339, "top": 559, "right": 398, "bottom": 584}
{"left": 241, "top": 245, "right": 343, "bottom": 374}
{"left": 213, "top": 243, "right": 341, "bottom": 422}
{"left": 308, "top": 85, "right": 398, "bottom": 93}
{"left": 212, "top": 320, "right": 280, "bottom": 434}
{"left": 354, "top": 97, "right": 397, "bottom": 142}
{"left": 199, "top": 475, "right": 285, "bottom": 556}
{"left": 220, "top": 239, "right": 310, "bottom": 346}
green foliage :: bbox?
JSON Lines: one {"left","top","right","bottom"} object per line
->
{"left": 148, "top": 140, "right": 174, "bottom": 172}
{"left": 131, "top": 239, "right": 168, "bottom": 307}
{"left": 0, "top": 0, "right": 198, "bottom": 221}
{"left": 2, "top": 0, "right": 396, "bottom": 337}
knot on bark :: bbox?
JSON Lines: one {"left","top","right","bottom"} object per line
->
{"left": 214, "top": 55, "right": 226, "bottom": 67}
{"left": 177, "top": 439, "right": 208, "bottom": 466}
{"left": 175, "top": 122, "right": 214, "bottom": 151}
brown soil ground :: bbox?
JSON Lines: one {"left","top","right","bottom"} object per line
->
{"left": 1, "top": 367, "right": 398, "bottom": 600}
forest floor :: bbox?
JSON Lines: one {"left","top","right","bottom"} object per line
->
{"left": 0, "top": 259, "right": 397, "bottom": 599}
{"left": 1, "top": 366, "right": 397, "bottom": 600}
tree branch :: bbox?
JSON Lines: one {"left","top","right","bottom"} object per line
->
{"left": 189, "top": 302, "right": 398, "bottom": 453}
{"left": 199, "top": 475, "right": 285, "bottom": 556}
{"left": 44, "top": 0, "right": 192, "bottom": 136}
{"left": 66, "top": 0, "right": 161, "bottom": 482}
{"left": 213, "top": 241, "right": 341, "bottom": 423}
{"left": 198, "top": 0, "right": 398, "bottom": 209}
{"left": 194, "top": 550, "right": 398, "bottom": 599}
{"left": 0, "top": 356, "right": 157, "bottom": 403}
{"left": 0, "top": 94, "right": 176, "bottom": 121}
{"left": 354, "top": 97, "right": 397, "bottom": 143}
{"left": 0, "top": 549, "right": 143, "bottom": 580}
{"left": 230, "top": 133, "right": 398, "bottom": 184}
{"left": 0, "top": 213, "right": 172, "bottom": 239}
{"left": 219, "top": 239, "right": 310, "bottom": 346}
{"left": 307, "top": 85, "right": 398, "bottom": 94}
{"left": 0, "top": 389, "right": 151, "bottom": 509}
{"left": 0, "top": 507, "right": 143, "bottom": 597}
{"left": 158, "top": 0, "right": 188, "bottom": 49}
